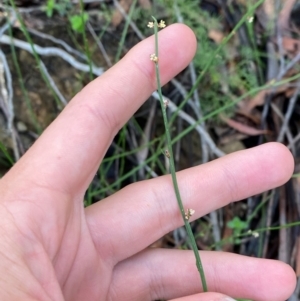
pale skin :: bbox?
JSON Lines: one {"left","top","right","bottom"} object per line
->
{"left": 0, "top": 24, "right": 296, "bottom": 301}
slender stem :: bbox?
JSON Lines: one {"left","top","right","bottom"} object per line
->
{"left": 151, "top": 16, "right": 208, "bottom": 292}
{"left": 169, "top": 0, "right": 265, "bottom": 125}
{"left": 7, "top": 21, "right": 42, "bottom": 134}
{"left": 115, "top": 0, "right": 137, "bottom": 63}
{"left": 9, "top": 0, "right": 62, "bottom": 109}
{"left": 79, "top": 0, "right": 93, "bottom": 81}
{"left": 171, "top": 71, "right": 300, "bottom": 145}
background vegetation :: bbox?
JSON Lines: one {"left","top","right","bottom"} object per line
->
{"left": 1, "top": 1, "right": 300, "bottom": 300}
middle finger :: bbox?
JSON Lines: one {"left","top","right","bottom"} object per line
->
{"left": 85, "top": 143, "right": 293, "bottom": 262}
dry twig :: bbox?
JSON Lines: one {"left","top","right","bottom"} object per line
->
{"left": 0, "top": 34, "right": 104, "bottom": 76}
{"left": 0, "top": 48, "right": 19, "bottom": 160}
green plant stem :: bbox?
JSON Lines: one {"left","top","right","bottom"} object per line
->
{"left": 0, "top": 141, "right": 14, "bottom": 166}
{"left": 93, "top": 69, "right": 300, "bottom": 197}
{"left": 245, "top": 6, "right": 263, "bottom": 84}
{"left": 115, "top": 0, "right": 137, "bottom": 62}
{"left": 9, "top": 0, "right": 62, "bottom": 109}
{"left": 172, "top": 71, "right": 300, "bottom": 145}
{"left": 257, "top": 204, "right": 266, "bottom": 258}
{"left": 256, "top": 222, "right": 300, "bottom": 231}
{"left": 169, "top": 0, "right": 265, "bottom": 125}
{"left": 79, "top": 0, "right": 93, "bottom": 81}
{"left": 152, "top": 16, "right": 207, "bottom": 292}
{"left": 210, "top": 219, "right": 300, "bottom": 250}
{"left": 7, "top": 22, "right": 42, "bottom": 134}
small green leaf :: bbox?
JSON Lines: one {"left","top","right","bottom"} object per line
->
{"left": 227, "top": 216, "right": 248, "bottom": 230}
{"left": 45, "top": 0, "right": 55, "bottom": 18}
{"left": 69, "top": 13, "right": 89, "bottom": 33}
{"left": 0, "top": 142, "right": 14, "bottom": 166}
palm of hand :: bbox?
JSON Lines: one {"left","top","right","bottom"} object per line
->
{"left": 0, "top": 24, "right": 296, "bottom": 301}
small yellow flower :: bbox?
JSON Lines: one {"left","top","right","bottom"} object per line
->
{"left": 158, "top": 20, "right": 166, "bottom": 28}
{"left": 147, "top": 21, "right": 154, "bottom": 28}
{"left": 150, "top": 53, "right": 159, "bottom": 63}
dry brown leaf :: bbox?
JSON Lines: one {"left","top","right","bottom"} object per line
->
{"left": 221, "top": 206, "right": 234, "bottom": 252}
{"left": 239, "top": 84, "right": 289, "bottom": 115}
{"left": 236, "top": 110, "right": 261, "bottom": 126}
{"left": 282, "top": 37, "right": 300, "bottom": 54}
{"left": 221, "top": 115, "right": 269, "bottom": 136}
{"left": 138, "top": 0, "right": 151, "bottom": 9}
{"left": 208, "top": 29, "right": 224, "bottom": 44}
{"left": 112, "top": 0, "right": 133, "bottom": 27}
{"left": 285, "top": 87, "right": 298, "bottom": 98}
{"left": 278, "top": 0, "right": 296, "bottom": 34}
{"left": 239, "top": 90, "right": 267, "bottom": 114}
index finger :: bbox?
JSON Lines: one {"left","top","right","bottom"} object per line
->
{"left": 3, "top": 24, "right": 197, "bottom": 195}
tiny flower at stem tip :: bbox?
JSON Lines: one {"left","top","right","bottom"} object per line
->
{"left": 147, "top": 20, "right": 166, "bottom": 29}
{"left": 147, "top": 21, "right": 154, "bottom": 28}
{"left": 158, "top": 20, "right": 166, "bottom": 28}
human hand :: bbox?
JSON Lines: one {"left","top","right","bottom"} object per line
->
{"left": 0, "top": 24, "right": 296, "bottom": 301}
